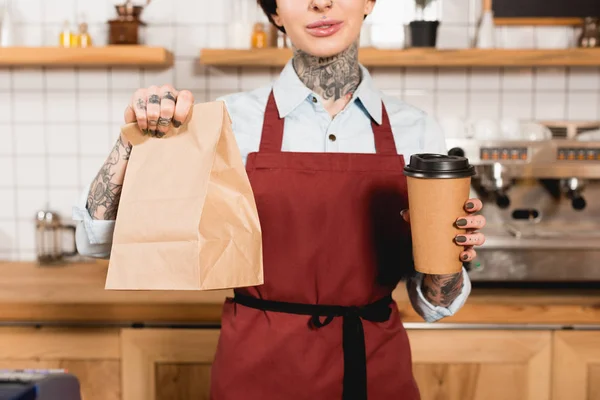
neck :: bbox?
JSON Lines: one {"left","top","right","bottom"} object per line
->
{"left": 292, "top": 42, "right": 361, "bottom": 103}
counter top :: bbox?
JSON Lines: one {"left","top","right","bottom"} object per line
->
{"left": 2, "top": 260, "right": 600, "bottom": 325}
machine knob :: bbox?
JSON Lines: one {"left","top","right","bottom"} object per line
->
{"left": 448, "top": 147, "right": 465, "bottom": 157}
{"left": 571, "top": 195, "right": 586, "bottom": 211}
{"left": 495, "top": 192, "right": 511, "bottom": 209}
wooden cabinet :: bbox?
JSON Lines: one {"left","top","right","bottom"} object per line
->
{"left": 0, "top": 326, "right": 596, "bottom": 400}
{"left": 408, "top": 330, "right": 552, "bottom": 400}
{"left": 0, "top": 327, "right": 121, "bottom": 400}
{"left": 121, "top": 328, "right": 220, "bottom": 400}
{"left": 553, "top": 331, "right": 600, "bottom": 400}
{"left": 116, "top": 328, "right": 552, "bottom": 400}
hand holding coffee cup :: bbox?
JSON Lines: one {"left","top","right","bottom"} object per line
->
{"left": 402, "top": 154, "right": 486, "bottom": 275}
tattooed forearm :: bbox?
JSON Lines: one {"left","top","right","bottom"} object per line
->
{"left": 86, "top": 135, "right": 132, "bottom": 220}
{"left": 292, "top": 41, "right": 361, "bottom": 101}
{"left": 422, "top": 272, "right": 464, "bottom": 307}
{"left": 123, "top": 137, "right": 132, "bottom": 160}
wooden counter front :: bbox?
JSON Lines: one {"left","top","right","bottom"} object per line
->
{"left": 3, "top": 259, "right": 600, "bottom": 325}
{"left": 3, "top": 260, "right": 600, "bottom": 400}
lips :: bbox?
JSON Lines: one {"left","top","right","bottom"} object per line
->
{"left": 306, "top": 19, "right": 343, "bottom": 38}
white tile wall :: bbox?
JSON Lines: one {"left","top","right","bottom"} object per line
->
{"left": 1, "top": 0, "right": 599, "bottom": 260}
{"left": 502, "top": 68, "right": 534, "bottom": 91}
{"left": 0, "top": 124, "right": 13, "bottom": 155}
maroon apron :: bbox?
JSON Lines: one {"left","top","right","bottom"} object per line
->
{"left": 210, "top": 91, "right": 420, "bottom": 400}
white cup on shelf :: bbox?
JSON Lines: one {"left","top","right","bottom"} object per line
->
{"left": 500, "top": 118, "right": 523, "bottom": 140}
{"left": 470, "top": 118, "right": 502, "bottom": 140}
{"left": 520, "top": 122, "right": 552, "bottom": 141}
{"left": 438, "top": 117, "right": 470, "bottom": 139}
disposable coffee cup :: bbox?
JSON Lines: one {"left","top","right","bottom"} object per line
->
{"left": 404, "top": 154, "right": 476, "bottom": 275}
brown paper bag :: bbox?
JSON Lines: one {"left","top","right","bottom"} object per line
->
{"left": 105, "top": 101, "right": 264, "bottom": 291}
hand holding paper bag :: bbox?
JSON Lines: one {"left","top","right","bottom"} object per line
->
{"left": 105, "top": 101, "right": 264, "bottom": 291}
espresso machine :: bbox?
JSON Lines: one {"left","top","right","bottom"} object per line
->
{"left": 446, "top": 122, "right": 600, "bottom": 283}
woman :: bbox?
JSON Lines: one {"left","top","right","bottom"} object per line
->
{"left": 74, "top": 0, "right": 486, "bottom": 398}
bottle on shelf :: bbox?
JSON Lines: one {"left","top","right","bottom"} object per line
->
{"left": 475, "top": 0, "right": 495, "bottom": 48}
{"left": 0, "top": 0, "right": 15, "bottom": 47}
{"left": 59, "top": 20, "right": 73, "bottom": 47}
{"left": 228, "top": 0, "right": 253, "bottom": 49}
{"left": 251, "top": 22, "right": 267, "bottom": 49}
{"left": 78, "top": 22, "right": 92, "bottom": 47}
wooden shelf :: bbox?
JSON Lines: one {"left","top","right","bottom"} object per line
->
{"left": 200, "top": 48, "right": 600, "bottom": 68}
{"left": 0, "top": 46, "right": 173, "bottom": 68}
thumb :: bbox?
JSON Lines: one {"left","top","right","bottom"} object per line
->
{"left": 400, "top": 209, "right": 410, "bottom": 223}
{"left": 124, "top": 104, "right": 136, "bottom": 124}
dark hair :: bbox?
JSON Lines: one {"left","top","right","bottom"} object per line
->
{"left": 257, "top": 0, "right": 286, "bottom": 33}
{"left": 256, "top": 0, "right": 369, "bottom": 34}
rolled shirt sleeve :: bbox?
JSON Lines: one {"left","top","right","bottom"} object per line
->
{"left": 71, "top": 184, "right": 115, "bottom": 259}
{"left": 406, "top": 267, "right": 472, "bottom": 323}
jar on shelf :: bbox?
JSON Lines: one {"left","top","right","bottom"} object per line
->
{"left": 579, "top": 17, "right": 599, "bottom": 48}
{"left": 251, "top": 22, "right": 268, "bottom": 49}
{"left": 78, "top": 22, "right": 93, "bottom": 48}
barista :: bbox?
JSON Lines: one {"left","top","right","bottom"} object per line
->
{"left": 73, "top": 0, "right": 486, "bottom": 398}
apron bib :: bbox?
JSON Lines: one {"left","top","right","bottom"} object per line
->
{"left": 211, "top": 91, "right": 420, "bottom": 400}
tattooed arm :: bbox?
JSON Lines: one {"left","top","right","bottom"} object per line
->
{"left": 421, "top": 272, "right": 464, "bottom": 307}
{"left": 86, "top": 134, "right": 132, "bottom": 220}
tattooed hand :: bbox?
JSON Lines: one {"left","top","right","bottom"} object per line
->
{"left": 401, "top": 198, "right": 486, "bottom": 307}
{"left": 124, "top": 85, "right": 195, "bottom": 138}
{"left": 86, "top": 85, "right": 194, "bottom": 221}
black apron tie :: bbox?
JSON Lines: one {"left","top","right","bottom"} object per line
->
{"left": 233, "top": 293, "right": 393, "bottom": 400}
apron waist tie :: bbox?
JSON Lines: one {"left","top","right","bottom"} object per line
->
{"left": 233, "top": 293, "right": 393, "bottom": 400}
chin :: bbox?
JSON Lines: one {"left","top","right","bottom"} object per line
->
{"left": 297, "top": 37, "right": 354, "bottom": 58}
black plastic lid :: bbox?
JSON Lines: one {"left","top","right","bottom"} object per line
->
{"left": 404, "top": 153, "right": 475, "bottom": 179}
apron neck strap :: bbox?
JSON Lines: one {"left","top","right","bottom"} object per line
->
{"left": 372, "top": 105, "right": 397, "bottom": 155}
{"left": 259, "top": 91, "right": 285, "bottom": 153}
{"left": 259, "top": 90, "right": 397, "bottom": 154}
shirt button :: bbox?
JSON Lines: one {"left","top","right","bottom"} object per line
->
{"left": 329, "top": 134, "right": 337, "bottom": 142}
{"left": 312, "top": 96, "right": 318, "bottom": 103}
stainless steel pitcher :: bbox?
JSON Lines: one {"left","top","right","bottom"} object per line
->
{"left": 35, "top": 210, "right": 77, "bottom": 264}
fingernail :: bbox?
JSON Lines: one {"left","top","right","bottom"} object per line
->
{"left": 172, "top": 120, "right": 182, "bottom": 128}
{"left": 466, "top": 202, "right": 475, "bottom": 210}
{"left": 462, "top": 254, "right": 470, "bottom": 261}
{"left": 142, "top": 129, "right": 151, "bottom": 136}
{"left": 456, "top": 218, "right": 468, "bottom": 227}
{"left": 456, "top": 236, "right": 467, "bottom": 243}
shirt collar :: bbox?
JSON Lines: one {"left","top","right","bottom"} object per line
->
{"left": 272, "top": 60, "right": 383, "bottom": 125}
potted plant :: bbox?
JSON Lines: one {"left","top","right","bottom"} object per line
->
{"left": 408, "top": 0, "right": 439, "bottom": 47}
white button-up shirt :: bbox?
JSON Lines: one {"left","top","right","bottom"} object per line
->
{"left": 73, "top": 60, "right": 471, "bottom": 323}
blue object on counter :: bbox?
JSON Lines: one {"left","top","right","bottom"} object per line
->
{"left": 0, "top": 370, "right": 81, "bottom": 400}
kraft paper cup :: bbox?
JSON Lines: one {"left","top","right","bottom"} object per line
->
{"left": 404, "top": 154, "right": 476, "bottom": 275}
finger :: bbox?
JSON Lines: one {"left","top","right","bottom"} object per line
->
{"left": 173, "top": 90, "right": 194, "bottom": 128}
{"left": 460, "top": 247, "right": 477, "bottom": 262}
{"left": 158, "top": 85, "right": 178, "bottom": 134}
{"left": 465, "top": 198, "right": 483, "bottom": 213}
{"left": 146, "top": 86, "right": 161, "bottom": 136}
{"left": 456, "top": 215, "right": 486, "bottom": 230}
{"left": 455, "top": 232, "right": 486, "bottom": 246}
{"left": 400, "top": 209, "right": 410, "bottom": 223}
{"left": 130, "top": 89, "right": 148, "bottom": 130}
